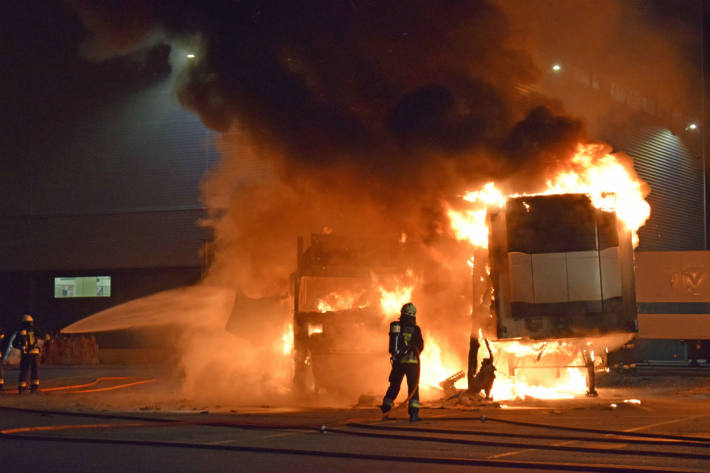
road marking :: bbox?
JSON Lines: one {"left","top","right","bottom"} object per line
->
{"left": 488, "top": 448, "right": 535, "bottom": 459}
{"left": 206, "top": 439, "right": 241, "bottom": 445}
{"left": 622, "top": 415, "right": 704, "bottom": 433}
{"left": 487, "top": 439, "right": 577, "bottom": 459}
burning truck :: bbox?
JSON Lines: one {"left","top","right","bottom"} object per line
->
{"left": 450, "top": 144, "right": 650, "bottom": 400}
{"left": 480, "top": 193, "right": 637, "bottom": 398}
{"left": 290, "top": 144, "right": 650, "bottom": 402}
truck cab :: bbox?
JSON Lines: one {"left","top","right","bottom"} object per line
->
{"left": 292, "top": 233, "right": 409, "bottom": 396}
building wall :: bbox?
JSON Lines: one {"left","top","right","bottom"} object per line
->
{"left": 530, "top": 61, "right": 706, "bottom": 361}
{"left": 0, "top": 267, "right": 202, "bottom": 334}
{"left": 0, "top": 76, "right": 219, "bottom": 331}
{"left": 607, "top": 124, "right": 705, "bottom": 251}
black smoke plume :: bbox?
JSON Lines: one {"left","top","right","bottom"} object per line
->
{"left": 70, "top": 0, "right": 598, "bottom": 401}
{"left": 72, "top": 0, "right": 582, "bottom": 192}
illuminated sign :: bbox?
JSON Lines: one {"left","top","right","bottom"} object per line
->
{"left": 54, "top": 276, "right": 111, "bottom": 298}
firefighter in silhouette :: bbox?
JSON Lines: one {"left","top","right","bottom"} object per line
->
{"left": 381, "top": 302, "right": 424, "bottom": 422}
{"left": 467, "top": 338, "right": 496, "bottom": 400}
{"left": 468, "top": 357, "right": 496, "bottom": 400}
{"left": 12, "top": 315, "right": 46, "bottom": 394}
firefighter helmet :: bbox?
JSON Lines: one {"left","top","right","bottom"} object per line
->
{"left": 400, "top": 302, "right": 416, "bottom": 318}
{"left": 22, "top": 314, "right": 33, "bottom": 323}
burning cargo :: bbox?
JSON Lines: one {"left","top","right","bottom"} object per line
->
{"left": 487, "top": 193, "right": 637, "bottom": 340}
{"left": 287, "top": 148, "right": 650, "bottom": 401}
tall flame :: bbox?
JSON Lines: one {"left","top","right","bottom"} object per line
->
{"left": 534, "top": 144, "right": 650, "bottom": 246}
{"left": 447, "top": 144, "right": 651, "bottom": 248}
{"left": 376, "top": 270, "right": 417, "bottom": 315}
{"left": 486, "top": 337, "right": 591, "bottom": 400}
{"left": 446, "top": 182, "right": 506, "bottom": 249}
{"left": 419, "top": 335, "right": 468, "bottom": 391}
{"left": 378, "top": 285, "right": 415, "bottom": 315}
{"left": 282, "top": 323, "right": 294, "bottom": 356}
{"left": 315, "top": 290, "right": 367, "bottom": 313}
{"left": 437, "top": 143, "right": 649, "bottom": 400}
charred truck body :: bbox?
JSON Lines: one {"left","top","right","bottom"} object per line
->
{"left": 292, "top": 234, "right": 407, "bottom": 395}
{"left": 487, "top": 194, "right": 637, "bottom": 339}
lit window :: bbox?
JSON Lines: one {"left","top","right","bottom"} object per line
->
{"left": 54, "top": 276, "right": 111, "bottom": 298}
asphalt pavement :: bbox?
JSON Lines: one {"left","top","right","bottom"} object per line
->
{"left": 2, "top": 365, "right": 710, "bottom": 473}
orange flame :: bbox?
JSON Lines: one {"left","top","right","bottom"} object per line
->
{"left": 375, "top": 270, "right": 417, "bottom": 315}
{"left": 446, "top": 182, "right": 505, "bottom": 249}
{"left": 419, "top": 335, "right": 467, "bottom": 391}
{"left": 315, "top": 290, "right": 367, "bottom": 313}
{"left": 485, "top": 338, "right": 590, "bottom": 400}
{"left": 282, "top": 323, "right": 294, "bottom": 356}
{"left": 533, "top": 144, "right": 650, "bottom": 246}
{"left": 378, "top": 285, "right": 414, "bottom": 315}
{"left": 417, "top": 332, "right": 603, "bottom": 400}
{"left": 440, "top": 143, "right": 649, "bottom": 400}
{"left": 447, "top": 143, "right": 651, "bottom": 248}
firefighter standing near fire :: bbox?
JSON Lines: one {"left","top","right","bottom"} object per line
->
{"left": 381, "top": 302, "right": 424, "bottom": 422}
{"left": 12, "top": 315, "right": 46, "bottom": 394}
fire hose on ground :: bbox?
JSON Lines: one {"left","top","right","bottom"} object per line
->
{"left": 0, "top": 405, "right": 708, "bottom": 472}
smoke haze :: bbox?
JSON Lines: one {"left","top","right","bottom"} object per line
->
{"left": 68, "top": 0, "right": 697, "bottom": 403}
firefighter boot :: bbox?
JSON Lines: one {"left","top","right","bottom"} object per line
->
{"left": 380, "top": 398, "right": 394, "bottom": 418}
{"left": 409, "top": 408, "right": 422, "bottom": 423}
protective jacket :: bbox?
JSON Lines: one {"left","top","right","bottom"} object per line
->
{"left": 13, "top": 322, "right": 42, "bottom": 355}
{"left": 391, "top": 315, "right": 424, "bottom": 364}
{"left": 13, "top": 321, "right": 43, "bottom": 393}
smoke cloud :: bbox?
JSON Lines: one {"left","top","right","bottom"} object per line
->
{"left": 68, "top": 0, "right": 695, "bottom": 404}
{"left": 498, "top": 0, "right": 703, "bottom": 137}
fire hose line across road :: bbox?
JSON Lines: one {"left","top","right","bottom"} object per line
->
{"left": 0, "top": 376, "right": 156, "bottom": 395}
{"left": 3, "top": 404, "right": 709, "bottom": 446}
{"left": 0, "top": 428, "right": 704, "bottom": 473}
{"left": 345, "top": 423, "right": 710, "bottom": 449}
{"left": 428, "top": 416, "right": 710, "bottom": 443}
{"left": 0, "top": 406, "right": 709, "bottom": 472}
